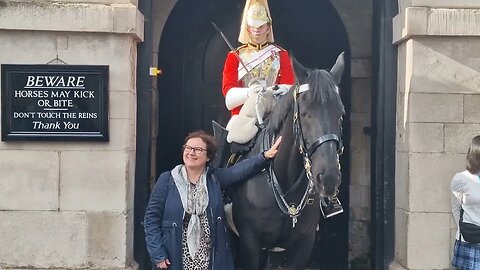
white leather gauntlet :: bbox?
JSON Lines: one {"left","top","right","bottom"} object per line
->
{"left": 269, "top": 84, "right": 292, "bottom": 96}
{"left": 225, "top": 84, "right": 264, "bottom": 110}
{"left": 225, "top": 87, "right": 249, "bottom": 110}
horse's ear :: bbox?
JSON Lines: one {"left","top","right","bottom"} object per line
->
{"left": 330, "top": 52, "right": 345, "bottom": 84}
{"left": 290, "top": 52, "right": 309, "bottom": 82}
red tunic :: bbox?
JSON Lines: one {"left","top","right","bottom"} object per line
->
{"left": 221, "top": 45, "right": 295, "bottom": 115}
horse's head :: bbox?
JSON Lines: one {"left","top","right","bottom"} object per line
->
{"left": 291, "top": 52, "right": 345, "bottom": 198}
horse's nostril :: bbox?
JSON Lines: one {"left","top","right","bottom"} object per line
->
{"left": 317, "top": 173, "right": 340, "bottom": 197}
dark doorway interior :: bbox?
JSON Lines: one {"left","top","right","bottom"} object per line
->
{"left": 156, "top": 0, "right": 351, "bottom": 268}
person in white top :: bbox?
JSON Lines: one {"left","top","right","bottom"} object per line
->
{"left": 451, "top": 135, "right": 480, "bottom": 270}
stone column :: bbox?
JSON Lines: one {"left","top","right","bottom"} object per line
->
{"left": 392, "top": 1, "right": 480, "bottom": 269}
{"left": 0, "top": 1, "right": 143, "bottom": 269}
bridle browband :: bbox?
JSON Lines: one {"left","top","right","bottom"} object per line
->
{"left": 264, "top": 82, "right": 344, "bottom": 227}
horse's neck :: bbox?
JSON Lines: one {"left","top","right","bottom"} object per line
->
{"left": 273, "top": 112, "right": 304, "bottom": 191}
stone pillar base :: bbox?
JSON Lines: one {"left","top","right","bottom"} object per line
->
{"left": 389, "top": 261, "right": 408, "bottom": 270}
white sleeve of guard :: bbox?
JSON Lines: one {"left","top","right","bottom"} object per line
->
{"left": 225, "top": 87, "right": 249, "bottom": 110}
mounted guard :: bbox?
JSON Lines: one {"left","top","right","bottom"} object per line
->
{"left": 216, "top": 0, "right": 344, "bottom": 219}
{"left": 221, "top": 0, "right": 294, "bottom": 149}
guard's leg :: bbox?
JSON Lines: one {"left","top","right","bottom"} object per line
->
{"left": 226, "top": 95, "right": 258, "bottom": 144}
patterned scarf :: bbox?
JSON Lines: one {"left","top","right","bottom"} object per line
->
{"left": 171, "top": 165, "right": 209, "bottom": 259}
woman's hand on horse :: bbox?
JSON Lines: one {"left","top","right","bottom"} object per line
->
{"left": 264, "top": 136, "right": 282, "bottom": 160}
{"left": 156, "top": 259, "right": 170, "bottom": 269}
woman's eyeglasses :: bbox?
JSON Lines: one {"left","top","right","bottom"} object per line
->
{"left": 183, "top": 145, "right": 207, "bottom": 155}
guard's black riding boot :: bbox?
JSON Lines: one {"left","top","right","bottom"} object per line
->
{"left": 321, "top": 197, "right": 344, "bottom": 218}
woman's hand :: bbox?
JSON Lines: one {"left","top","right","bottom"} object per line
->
{"left": 156, "top": 259, "right": 170, "bottom": 269}
{"left": 264, "top": 136, "right": 282, "bottom": 160}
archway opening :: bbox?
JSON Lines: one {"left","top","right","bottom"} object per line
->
{"left": 156, "top": 0, "right": 351, "bottom": 268}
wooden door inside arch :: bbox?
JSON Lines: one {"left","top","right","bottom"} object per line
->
{"left": 157, "top": 0, "right": 351, "bottom": 268}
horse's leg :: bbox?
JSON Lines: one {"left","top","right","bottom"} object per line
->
{"left": 228, "top": 229, "right": 240, "bottom": 268}
{"left": 285, "top": 232, "right": 316, "bottom": 270}
{"left": 236, "top": 230, "right": 262, "bottom": 270}
{"left": 259, "top": 249, "right": 268, "bottom": 270}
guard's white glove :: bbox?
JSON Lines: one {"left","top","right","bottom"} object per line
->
{"left": 268, "top": 84, "right": 291, "bottom": 97}
{"left": 248, "top": 81, "right": 264, "bottom": 97}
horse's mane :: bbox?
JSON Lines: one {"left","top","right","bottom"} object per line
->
{"left": 267, "top": 69, "right": 344, "bottom": 135}
{"left": 266, "top": 85, "right": 294, "bottom": 135}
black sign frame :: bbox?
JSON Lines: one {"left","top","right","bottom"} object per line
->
{"left": 1, "top": 65, "right": 109, "bottom": 141}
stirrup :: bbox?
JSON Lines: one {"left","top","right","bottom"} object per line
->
{"left": 320, "top": 197, "right": 344, "bottom": 218}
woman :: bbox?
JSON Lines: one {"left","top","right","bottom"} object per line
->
{"left": 451, "top": 135, "right": 480, "bottom": 270}
{"left": 144, "top": 130, "right": 281, "bottom": 270}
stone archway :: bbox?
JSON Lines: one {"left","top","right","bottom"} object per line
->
{"left": 148, "top": 0, "right": 374, "bottom": 268}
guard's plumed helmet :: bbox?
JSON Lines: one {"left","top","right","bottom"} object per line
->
{"left": 238, "top": 0, "right": 274, "bottom": 44}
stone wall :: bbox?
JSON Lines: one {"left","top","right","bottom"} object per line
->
{"left": 392, "top": 1, "right": 480, "bottom": 269}
{"left": 0, "top": 1, "right": 143, "bottom": 269}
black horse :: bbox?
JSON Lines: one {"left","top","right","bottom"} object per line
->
{"left": 228, "top": 52, "right": 345, "bottom": 270}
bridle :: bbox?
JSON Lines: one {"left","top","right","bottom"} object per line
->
{"left": 292, "top": 82, "right": 344, "bottom": 193}
{"left": 265, "top": 82, "right": 344, "bottom": 227}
